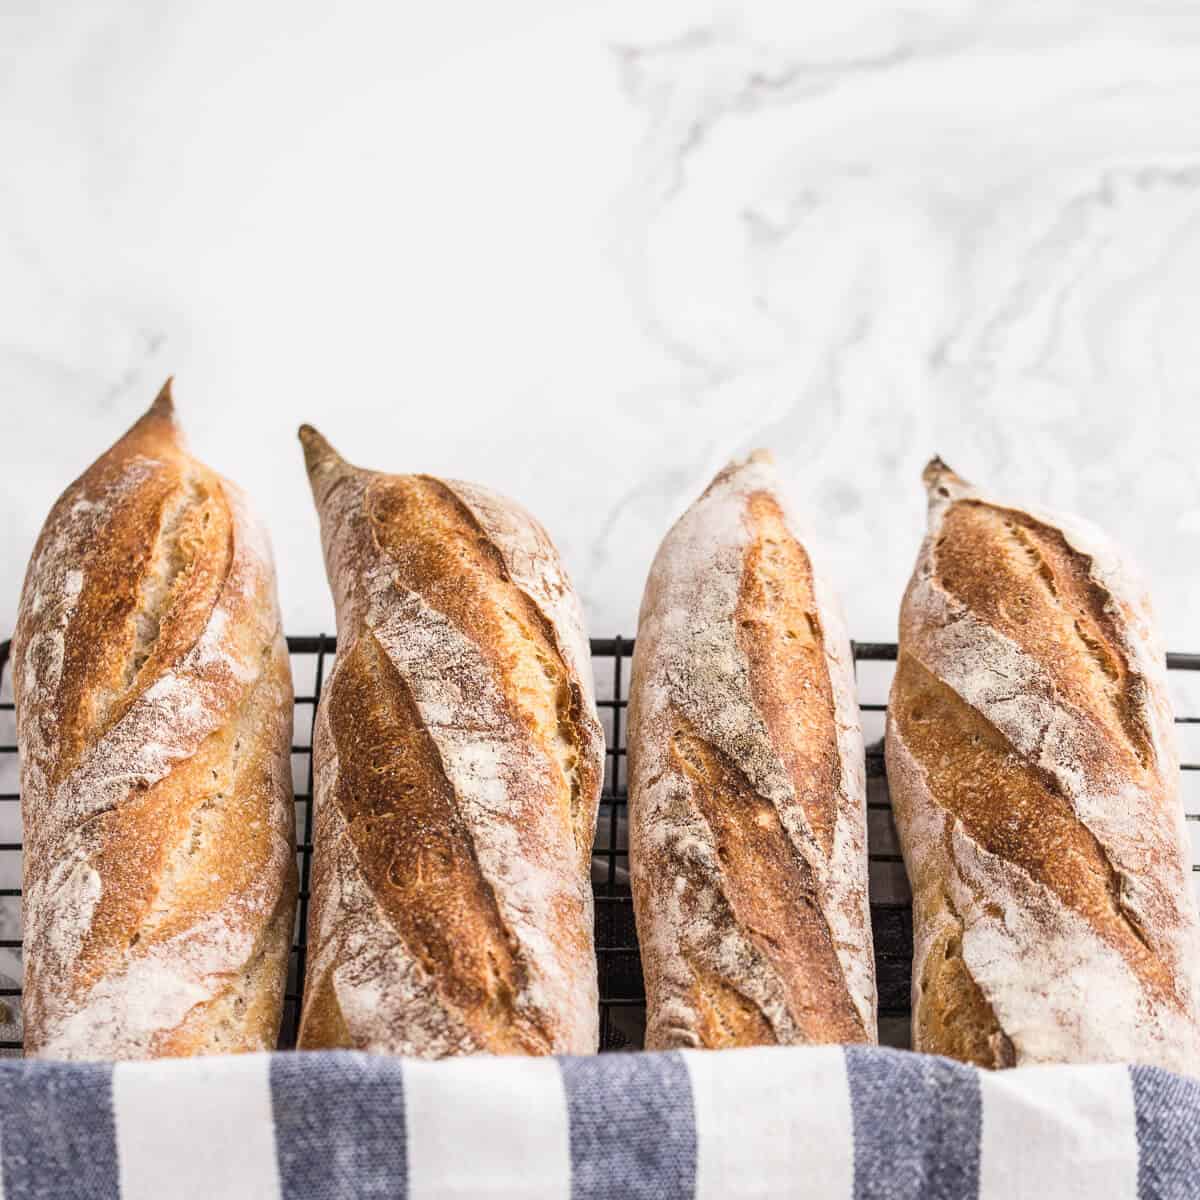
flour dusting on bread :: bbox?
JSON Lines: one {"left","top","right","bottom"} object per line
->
{"left": 296, "top": 426, "right": 602, "bottom": 1056}
{"left": 14, "top": 383, "right": 297, "bottom": 1059}
{"left": 888, "top": 457, "right": 1200, "bottom": 1074}
{"left": 629, "top": 451, "right": 875, "bottom": 1050}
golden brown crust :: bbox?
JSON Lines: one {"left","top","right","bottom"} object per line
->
{"left": 14, "top": 381, "right": 297, "bottom": 1059}
{"left": 933, "top": 499, "right": 1154, "bottom": 770}
{"left": 893, "top": 653, "right": 1176, "bottom": 1013}
{"left": 913, "top": 909, "right": 1016, "bottom": 1069}
{"left": 296, "top": 427, "right": 603, "bottom": 1057}
{"left": 297, "top": 967, "right": 356, "bottom": 1050}
{"left": 670, "top": 724, "right": 866, "bottom": 1045}
{"left": 629, "top": 452, "right": 875, "bottom": 1051}
{"left": 738, "top": 491, "right": 841, "bottom": 859}
{"left": 887, "top": 458, "right": 1200, "bottom": 1072}
{"left": 50, "top": 401, "right": 233, "bottom": 782}
{"left": 691, "top": 970, "right": 775, "bottom": 1046}
{"left": 365, "top": 474, "right": 600, "bottom": 870}
{"left": 327, "top": 632, "right": 543, "bottom": 1053}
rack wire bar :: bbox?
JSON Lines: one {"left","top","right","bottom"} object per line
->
{"left": 0, "top": 636, "right": 1196, "bottom": 1053}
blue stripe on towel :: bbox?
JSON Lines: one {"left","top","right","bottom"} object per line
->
{"left": 1130, "top": 1065, "right": 1200, "bottom": 1200}
{"left": 0, "top": 1059, "right": 119, "bottom": 1200}
{"left": 559, "top": 1050, "right": 697, "bottom": 1200}
{"left": 270, "top": 1052, "right": 407, "bottom": 1200}
{"left": 845, "top": 1045, "right": 981, "bottom": 1200}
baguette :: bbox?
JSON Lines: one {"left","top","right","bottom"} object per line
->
{"left": 886, "top": 458, "right": 1200, "bottom": 1072}
{"left": 628, "top": 452, "right": 876, "bottom": 1049}
{"left": 13, "top": 381, "right": 297, "bottom": 1059}
{"left": 296, "top": 427, "right": 604, "bottom": 1056}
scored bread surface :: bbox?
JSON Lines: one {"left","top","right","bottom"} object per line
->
{"left": 886, "top": 458, "right": 1200, "bottom": 1072}
{"left": 296, "top": 427, "right": 604, "bottom": 1056}
{"left": 13, "top": 382, "right": 297, "bottom": 1060}
{"left": 628, "top": 451, "right": 875, "bottom": 1050}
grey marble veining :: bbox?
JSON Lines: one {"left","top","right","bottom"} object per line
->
{"left": 2, "top": 0, "right": 1199, "bottom": 661}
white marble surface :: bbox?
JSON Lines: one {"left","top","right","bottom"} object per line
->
{"left": 4, "top": 0, "right": 1200, "bottom": 653}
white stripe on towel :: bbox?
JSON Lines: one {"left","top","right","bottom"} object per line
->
{"left": 978, "top": 1063, "right": 1137, "bottom": 1200}
{"left": 684, "top": 1046, "right": 854, "bottom": 1200}
{"left": 112, "top": 1052, "right": 281, "bottom": 1200}
{"left": 404, "top": 1055, "right": 571, "bottom": 1200}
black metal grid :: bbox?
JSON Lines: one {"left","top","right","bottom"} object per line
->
{"left": 0, "top": 637, "right": 1197, "bottom": 1055}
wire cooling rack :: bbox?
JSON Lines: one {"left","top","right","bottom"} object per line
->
{"left": 0, "top": 637, "right": 1197, "bottom": 1054}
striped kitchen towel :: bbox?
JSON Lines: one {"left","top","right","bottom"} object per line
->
{"left": 0, "top": 1045, "right": 1196, "bottom": 1199}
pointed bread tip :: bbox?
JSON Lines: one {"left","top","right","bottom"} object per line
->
{"left": 922, "top": 456, "right": 975, "bottom": 508}
{"left": 923, "top": 455, "right": 963, "bottom": 488}
{"left": 298, "top": 424, "right": 345, "bottom": 476}
{"left": 150, "top": 376, "right": 176, "bottom": 418}
{"left": 697, "top": 447, "right": 776, "bottom": 502}
{"left": 125, "top": 376, "right": 184, "bottom": 449}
